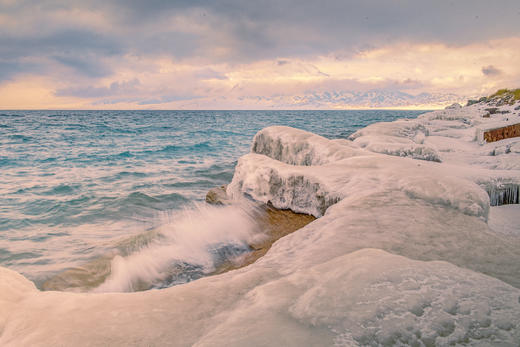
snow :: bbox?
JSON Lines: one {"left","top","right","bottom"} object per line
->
{"left": 1, "top": 100, "right": 520, "bottom": 346}
{"left": 488, "top": 204, "right": 520, "bottom": 236}
{"left": 349, "top": 119, "right": 442, "bottom": 162}
{"left": 251, "top": 125, "right": 363, "bottom": 166}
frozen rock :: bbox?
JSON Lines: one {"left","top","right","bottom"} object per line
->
{"left": 205, "top": 185, "right": 230, "bottom": 205}
{"left": 252, "top": 126, "right": 363, "bottom": 166}
{"left": 445, "top": 102, "right": 462, "bottom": 109}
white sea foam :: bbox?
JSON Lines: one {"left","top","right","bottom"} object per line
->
{"left": 95, "top": 201, "right": 265, "bottom": 292}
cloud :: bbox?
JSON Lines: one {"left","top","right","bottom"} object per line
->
{"left": 52, "top": 55, "right": 112, "bottom": 77}
{"left": 2, "top": 1, "right": 520, "bottom": 68}
{"left": 0, "top": 61, "right": 30, "bottom": 81}
{"left": 137, "top": 95, "right": 200, "bottom": 105}
{"left": 481, "top": 65, "right": 502, "bottom": 76}
{"left": 1, "top": 1, "right": 520, "bottom": 108}
{"left": 55, "top": 79, "right": 141, "bottom": 98}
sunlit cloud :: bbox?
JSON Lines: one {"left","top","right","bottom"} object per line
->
{"left": 1, "top": 1, "right": 519, "bottom": 109}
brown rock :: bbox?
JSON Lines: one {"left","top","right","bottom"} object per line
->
{"left": 205, "top": 185, "right": 230, "bottom": 205}
{"left": 484, "top": 123, "right": 520, "bottom": 143}
{"left": 211, "top": 203, "right": 316, "bottom": 274}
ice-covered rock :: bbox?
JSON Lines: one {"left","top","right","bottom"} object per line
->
{"left": 349, "top": 119, "right": 442, "bottom": 162}
{"left": 445, "top": 102, "right": 462, "bottom": 109}
{"left": 228, "top": 149, "right": 490, "bottom": 220}
{"left": 227, "top": 153, "right": 341, "bottom": 217}
{"left": 251, "top": 125, "right": 363, "bottom": 165}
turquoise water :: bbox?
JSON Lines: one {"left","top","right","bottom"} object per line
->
{"left": 0, "top": 110, "right": 427, "bottom": 286}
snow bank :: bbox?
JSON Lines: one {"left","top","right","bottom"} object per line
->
{"left": 2, "top": 248, "right": 520, "bottom": 346}
{"left": 489, "top": 205, "right": 520, "bottom": 236}
{"left": 349, "top": 119, "right": 442, "bottom": 162}
{"left": 0, "top": 267, "right": 37, "bottom": 336}
{"left": 2, "top": 100, "right": 520, "bottom": 346}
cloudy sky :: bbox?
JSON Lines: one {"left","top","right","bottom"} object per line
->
{"left": 1, "top": 0, "right": 519, "bottom": 109}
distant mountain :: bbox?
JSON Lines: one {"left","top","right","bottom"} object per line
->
{"left": 288, "top": 90, "right": 466, "bottom": 108}
{"left": 235, "top": 89, "right": 467, "bottom": 109}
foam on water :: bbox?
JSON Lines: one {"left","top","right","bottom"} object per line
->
{"left": 95, "top": 201, "right": 265, "bottom": 292}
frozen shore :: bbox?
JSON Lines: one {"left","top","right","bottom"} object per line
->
{"left": 1, "top": 98, "right": 520, "bottom": 346}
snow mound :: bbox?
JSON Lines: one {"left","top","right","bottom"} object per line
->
{"left": 2, "top": 248, "right": 519, "bottom": 346}
{"left": 350, "top": 120, "right": 442, "bottom": 162}
{"left": 0, "top": 267, "right": 37, "bottom": 335}
{"left": 289, "top": 249, "right": 520, "bottom": 346}
{"left": 489, "top": 205, "right": 520, "bottom": 237}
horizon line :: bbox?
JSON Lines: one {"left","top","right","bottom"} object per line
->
{"left": 0, "top": 108, "right": 439, "bottom": 112}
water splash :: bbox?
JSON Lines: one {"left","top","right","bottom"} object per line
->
{"left": 94, "top": 201, "right": 266, "bottom": 292}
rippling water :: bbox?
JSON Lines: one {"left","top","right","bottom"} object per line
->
{"left": 0, "top": 110, "right": 427, "bottom": 288}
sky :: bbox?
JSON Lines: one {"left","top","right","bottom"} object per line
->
{"left": 1, "top": 0, "right": 519, "bottom": 109}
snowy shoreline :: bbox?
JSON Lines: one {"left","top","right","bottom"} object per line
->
{"left": 1, "top": 100, "right": 520, "bottom": 346}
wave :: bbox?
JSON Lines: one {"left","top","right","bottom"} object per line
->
{"left": 7, "top": 134, "right": 33, "bottom": 143}
{"left": 94, "top": 201, "right": 265, "bottom": 292}
{"left": 2, "top": 191, "right": 189, "bottom": 232}
{"left": 148, "top": 142, "right": 212, "bottom": 155}
{"left": 120, "top": 191, "right": 188, "bottom": 209}
{"left": 41, "top": 184, "right": 81, "bottom": 196}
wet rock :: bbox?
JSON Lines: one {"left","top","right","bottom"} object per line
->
{"left": 212, "top": 203, "right": 316, "bottom": 274}
{"left": 205, "top": 185, "right": 230, "bottom": 205}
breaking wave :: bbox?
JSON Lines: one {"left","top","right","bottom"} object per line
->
{"left": 94, "top": 201, "right": 265, "bottom": 292}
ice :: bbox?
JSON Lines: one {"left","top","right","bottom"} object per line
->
{"left": 288, "top": 249, "right": 520, "bottom": 346}
{"left": 228, "top": 151, "right": 490, "bottom": 219}
{"left": 227, "top": 153, "right": 342, "bottom": 217}
{"left": 2, "top": 249, "right": 519, "bottom": 346}
{"left": 0, "top": 267, "right": 37, "bottom": 335}
{"left": 1, "top": 101, "right": 520, "bottom": 345}
{"left": 488, "top": 205, "right": 520, "bottom": 236}
{"left": 251, "top": 125, "right": 363, "bottom": 166}
{"left": 486, "top": 183, "right": 520, "bottom": 205}
{"left": 349, "top": 119, "right": 442, "bottom": 162}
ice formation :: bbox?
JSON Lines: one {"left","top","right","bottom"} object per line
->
{"left": 1, "top": 99, "right": 520, "bottom": 346}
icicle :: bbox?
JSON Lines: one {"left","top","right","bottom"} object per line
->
{"left": 485, "top": 183, "right": 520, "bottom": 206}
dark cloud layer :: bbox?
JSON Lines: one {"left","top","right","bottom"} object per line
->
{"left": 481, "top": 65, "right": 502, "bottom": 76}
{"left": 55, "top": 79, "right": 141, "bottom": 98}
{"left": 1, "top": 0, "right": 519, "bottom": 86}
